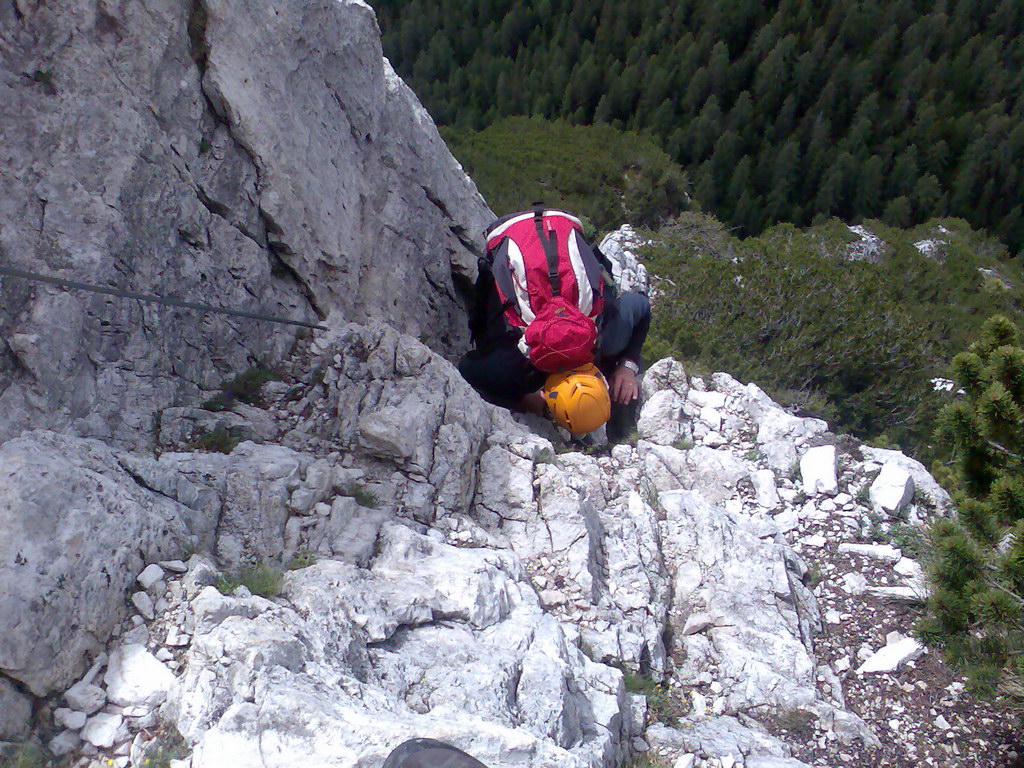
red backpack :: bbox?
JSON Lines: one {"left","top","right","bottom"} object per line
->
{"left": 483, "top": 206, "right": 605, "bottom": 372}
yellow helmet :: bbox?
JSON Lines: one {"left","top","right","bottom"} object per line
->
{"left": 543, "top": 363, "right": 611, "bottom": 435}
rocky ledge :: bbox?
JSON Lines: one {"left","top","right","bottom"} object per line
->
{"left": 2, "top": 306, "right": 1015, "bottom": 767}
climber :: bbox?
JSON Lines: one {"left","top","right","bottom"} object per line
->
{"left": 382, "top": 738, "right": 488, "bottom": 768}
{"left": 458, "top": 206, "right": 650, "bottom": 440}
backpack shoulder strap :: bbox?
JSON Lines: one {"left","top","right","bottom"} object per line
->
{"left": 532, "top": 203, "right": 561, "bottom": 297}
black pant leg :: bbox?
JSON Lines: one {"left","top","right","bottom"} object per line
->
{"left": 458, "top": 345, "right": 543, "bottom": 411}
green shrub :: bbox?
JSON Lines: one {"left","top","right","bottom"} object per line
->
{"left": 641, "top": 214, "right": 1024, "bottom": 460}
{"left": 0, "top": 744, "right": 53, "bottom": 768}
{"left": 216, "top": 563, "right": 284, "bottom": 599}
{"left": 220, "top": 367, "right": 282, "bottom": 406}
{"left": 624, "top": 755, "right": 671, "bottom": 768}
{"left": 189, "top": 425, "right": 239, "bottom": 454}
{"left": 621, "top": 670, "right": 688, "bottom": 727}
{"left": 342, "top": 482, "right": 380, "bottom": 509}
{"left": 917, "top": 316, "right": 1024, "bottom": 707}
{"left": 287, "top": 550, "right": 317, "bottom": 570}
{"left": 140, "top": 726, "right": 188, "bottom": 768}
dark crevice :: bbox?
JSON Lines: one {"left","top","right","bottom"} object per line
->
{"left": 268, "top": 244, "right": 324, "bottom": 321}
{"left": 11, "top": 0, "right": 23, "bottom": 20}
{"left": 0, "top": 669, "right": 35, "bottom": 702}
{"left": 116, "top": 457, "right": 183, "bottom": 507}
{"left": 449, "top": 223, "right": 477, "bottom": 255}
{"left": 421, "top": 185, "right": 450, "bottom": 220}
{"left": 451, "top": 267, "right": 475, "bottom": 313}
{"left": 187, "top": 0, "right": 208, "bottom": 69}
{"left": 195, "top": 185, "right": 233, "bottom": 223}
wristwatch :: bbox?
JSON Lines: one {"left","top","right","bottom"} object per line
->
{"left": 620, "top": 359, "right": 640, "bottom": 374}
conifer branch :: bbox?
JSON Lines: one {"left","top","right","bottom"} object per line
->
{"left": 987, "top": 440, "right": 1024, "bottom": 462}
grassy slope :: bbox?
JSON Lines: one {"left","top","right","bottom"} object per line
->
{"left": 641, "top": 213, "right": 1024, "bottom": 459}
{"left": 442, "top": 116, "right": 689, "bottom": 232}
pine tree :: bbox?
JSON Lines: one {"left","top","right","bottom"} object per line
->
{"left": 919, "top": 316, "right": 1024, "bottom": 707}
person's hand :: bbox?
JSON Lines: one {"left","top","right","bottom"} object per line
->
{"left": 518, "top": 390, "right": 547, "bottom": 416}
{"left": 610, "top": 364, "right": 639, "bottom": 404}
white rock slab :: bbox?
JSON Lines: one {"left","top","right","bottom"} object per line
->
{"left": 64, "top": 680, "right": 106, "bottom": 715}
{"left": 682, "top": 613, "right": 713, "bottom": 636}
{"left": 689, "top": 390, "right": 727, "bottom": 410}
{"left": 869, "top": 463, "right": 915, "bottom": 514}
{"left": 159, "top": 560, "right": 189, "bottom": 573}
{"left": 700, "top": 406, "right": 723, "bottom": 431}
{"left": 49, "top": 729, "right": 81, "bottom": 757}
{"left": 800, "top": 445, "right": 838, "bottom": 496}
{"left": 703, "top": 431, "right": 726, "bottom": 448}
{"left": 856, "top": 638, "right": 925, "bottom": 674}
{"left": 637, "top": 389, "right": 688, "bottom": 446}
{"left": 773, "top": 507, "right": 799, "bottom": 534}
{"left": 838, "top": 543, "right": 901, "bottom": 562}
{"left": 54, "top": 707, "right": 87, "bottom": 731}
{"left": 865, "top": 585, "right": 928, "bottom": 603}
{"left": 104, "top": 644, "right": 175, "bottom": 708}
{"left": 132, "top": 591, "right": 155, "bottom": 621}
{"left": 751, "top": 470, "right": 781, "bottom": 509}
{"left": 81, "top": 712, "right": 124, "bottom": 748}
{"left": 894, "top": 558, "right": 924, "bottom": 580}
{"left": 840, "top": 573, "right": 867, "bottom": 595}
{"left": 137, "top": 564, "right": 165, "bottom": 590}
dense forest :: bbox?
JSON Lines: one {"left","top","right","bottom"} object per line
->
{"left": 375, "top": 0, "right": 1024, "bottom": 251}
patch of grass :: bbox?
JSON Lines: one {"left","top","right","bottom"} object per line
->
{"left": 342, "top": 482, "right": 380, "bottom": 509}
{"left": 624, "top": 755, "right": 671, "bottom": 768}
{"left": 220, "top": 367, "right": 282, "bottom": 406}
{"left": 440, "top": 116, "right": 689, "bottom": 232}
{"left": 188, "top": 425, "right": 239, "bottom": 454}
{"left": 862, "top": 511, "right": 889, "bottom": 543}
{"left": 622, "top": 670, "right": 688, "bottom": 727}
{"left": 618, "top": 428, "right": 641, "bottom": 447}
{"left": 804, "top": 563, "right": 824, "bottom": 590}
{"left": 743, "top": 446, "right": 761, "bottom": 461}
{"left": 200, "top": 392, "right": 234, "bottom": 412}
{"left": 767, "top": 708, "right": 817, "bottom": 740}
{"left": 216, "top": 563, "right": 284, "bottom": 598}
{"left": 887, "top": 522, "right": 927, "bottom": 559}
{"left": 199, "top": 367, "right": 283, "bottom": 412}
{"left": 198, "top": 138, "right": 212, "bottom": 155}
{"left": 0, "top": 744, "right": 54, "bottom": 768}
{"left": 140, "top": 726, "right": 188, "bottom": 768}
{"left": 673, "top": 436, "right": 694, "bottom": 451}
{"left": 28, "top": 70, "right": 56, "bottom": 95}
{"left": 854, "top": 482, "right": 871, "bottom": 506}
{"left": 287, "top": 550, "right": 317, "bottom": 570}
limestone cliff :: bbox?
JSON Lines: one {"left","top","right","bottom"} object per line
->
{"left": 0, "top": 0, "right": 490, "bottom": 447}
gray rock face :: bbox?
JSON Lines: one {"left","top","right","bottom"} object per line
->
{"left": 9, "top": 333, "right": 942, "bottom": 764}
{"left": 0, "top": 0, "right": 490, "bottom": 448}
{"left": 170, "top": 527, "right": 630, "bottom": 768}
{"left": 0, "top": 431, "right": 214, "bottom": 695}
{"left": 0, "top": 676, "right": 32, "bottom": 742}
